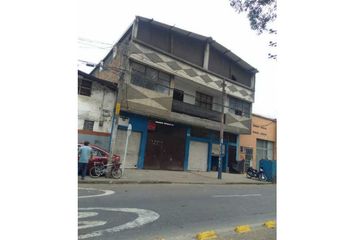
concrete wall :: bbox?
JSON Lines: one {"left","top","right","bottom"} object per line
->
{"left": 174, "top": 75, "right": 223, "bottom": 112}
{"left": 78, "top": 81, "right": 116, "bottom": 150}
{"left": 78, "top": 82, "right": 116, "bottom": 132}
{"left": 78, "top": 133, "right": 110, "bottom": 150}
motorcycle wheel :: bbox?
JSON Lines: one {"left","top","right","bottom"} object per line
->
{"left": 259, "top": 174, "right": 267, "bottom": 182}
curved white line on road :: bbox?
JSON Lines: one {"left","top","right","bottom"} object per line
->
{"left": 78, "top": 187, "right": 115, "bottom": 198}
{"left": 78, "top": 221, "right": 107, "bottom": 230}
{"left": 78, "top": 208, "right": 160, "bottom": 239}
{"left": 78, "top": 212, "right": 98, "bottom": 219}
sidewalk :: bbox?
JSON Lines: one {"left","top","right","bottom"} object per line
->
{"left": 79, "top": 169, "right": 272, "bottom": 185}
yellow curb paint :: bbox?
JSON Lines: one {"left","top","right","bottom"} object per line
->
{"left": 264, "top": 220, "right": 276, "bottom": 229}
{"left": 196, "top": 230, "right": 217, "bottom": 240}
{"left": 234, "top": 225, "right": 252, "bottom": 233}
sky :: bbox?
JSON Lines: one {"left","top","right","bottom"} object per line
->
{"left": 77, "top": 0, "right": 278, "bottom": 118}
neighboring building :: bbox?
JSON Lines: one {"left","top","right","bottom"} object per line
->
{"left": 89, "top": 16, "right": 258, "bottom": 172}
{"left": 239, "top": 113, "right": 277, "bottom": 170}
{"left": 78, "top": 70, "right": 117, "bottom": 150}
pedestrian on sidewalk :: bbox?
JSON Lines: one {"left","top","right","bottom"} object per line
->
{"left": 78, "top": 141, "right": 93, "bottom": 180}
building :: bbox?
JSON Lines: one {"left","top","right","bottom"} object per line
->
{"left": 88, "top": 16, "right": 258, "bottom": 172}
{"left": 78, "top": 70, "right": 117, "bottom": 150}
{"left": 239, "top": 113, "right": 277, "bottom": 170}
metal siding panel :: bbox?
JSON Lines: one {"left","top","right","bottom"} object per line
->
{"left": 172, "top": 32, "right": 204, "bottom": 67}
{"left": 208, "top": 46, "right": 230, "bottom": 78}
{"left": 188, "top": 141, "right": 208, "bottom": 171}
{"left": 114, "top": 130, "right": 141, "bottom": 168}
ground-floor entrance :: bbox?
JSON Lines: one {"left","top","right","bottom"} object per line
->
{"left": 144, "top": 121, "right": 186, "bottom": 171}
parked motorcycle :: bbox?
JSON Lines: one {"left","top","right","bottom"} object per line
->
{"left": 246, "top": 167, "right": 267, "bottom": 181}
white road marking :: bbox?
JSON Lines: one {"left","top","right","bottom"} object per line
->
{"left": 212, "top": 194, "right": 262, "bottom": 198}
{"left": 78, "top": 221, "right": 107, "bottom": 229}
{"left": 78, "top": 208, "right": 160, "bottom": 239}
{"left": 78, "top": 187, "right": 115, "bottom": 198}
{"left": 78, "top": 212, "right": 98, "bottom": 219}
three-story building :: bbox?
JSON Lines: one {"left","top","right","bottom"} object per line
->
{"left": 90, "top": 16, "right": 258, "bottom": 172}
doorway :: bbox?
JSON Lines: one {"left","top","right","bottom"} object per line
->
{"left": 144, "top": 122, "right": 186, "bottom": 170}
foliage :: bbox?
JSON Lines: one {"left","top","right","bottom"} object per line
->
{"left": 229, "top": 0, "right": 277, "bottom": 34}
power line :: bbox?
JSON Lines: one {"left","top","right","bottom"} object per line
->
{"left": 77, "top": 41, "right": 112, "bottom": 50}
{"left": 78, "top": 37, "right": 113, "bottom": 46}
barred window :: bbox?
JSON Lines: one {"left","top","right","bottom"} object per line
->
{"left": 83, "top": 120, "right": 94, "bottom": 130}
{"left": 78, "top": 79, "right": 92, "bottom": 96}
{"left": 229, "top": 96, "right": 251, "bottom": 117}
{"left": 195, "top": 92, "right": 213, "bottom": 110}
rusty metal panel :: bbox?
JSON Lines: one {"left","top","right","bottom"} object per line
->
{"left": 144, "top": 123, "right": 186, "bottom": 170}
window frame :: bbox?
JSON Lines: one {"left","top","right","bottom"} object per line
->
{"left": 83, "top": 120, "right": 94, "bottom": 131}
{"left": 195, "top": 91, "right": 213, "bottom": 110}
{"left": 228, "top": 96, "right": 251, "bottom": 117}
{"left": 173, "top": 89, "right": 184, "bottom": 101}
{"left": 78, "top": 79, "right": 92, "bottom": 96}
{"left": 131, "top": 61, "right": 171, "bottom": 94}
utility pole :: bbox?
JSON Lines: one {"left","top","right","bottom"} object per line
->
{"left": 106, "top": 72, "right": 124, "bottom": 178}
{"left": 218, "top": 79, "right": 226, "bottom": 179}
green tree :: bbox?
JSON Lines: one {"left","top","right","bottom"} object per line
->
{"left": 229, "top": 0, "right": 277, "bottom": 59}
{"left": 229, "top": 0, "right": 277, "bottom": 34}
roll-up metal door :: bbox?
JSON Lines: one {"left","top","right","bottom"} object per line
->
{"left": 188, "top": 141, "right": 208, "bottom": 171}
{"left": 113, "top": 130, "right": 141, "bottom": 168}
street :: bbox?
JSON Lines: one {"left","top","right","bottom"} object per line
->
{"left": 78, "top": 184, "right": 276, "bottom": 240}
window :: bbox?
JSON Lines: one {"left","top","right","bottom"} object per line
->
{"left": 229, "top": 97, "right": 251, "bottom": 117}
{"left": 195, "top": 92, "right": 213, "bottom": 110}
{"left": 131, "top": 61, "right": 171, "bottom": 94}
{"left": 173, "top": 89, "right": 184, "bottom": 101}
{"left": 83, "top": 120, "right": 94, "bottom": 130}
{"left": 78, "top": 79, "right": 92, "bottom": 96}
{"left": 256, "top": 139, "right": 273, "bottom": 168}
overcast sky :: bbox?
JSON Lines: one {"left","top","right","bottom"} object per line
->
{"left": 78, "top": 0, "right": 278, "bottom": 118}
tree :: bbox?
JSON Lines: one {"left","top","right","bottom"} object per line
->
{"left": 229, "top": 0, "right": 277, "bottom": 34}
{"left": 229, "top": 0, "right": 277, "bottom": 59}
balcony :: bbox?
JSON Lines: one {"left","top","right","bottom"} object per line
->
{"left": 172, "top": 100, "right": 221, "bottom": 122}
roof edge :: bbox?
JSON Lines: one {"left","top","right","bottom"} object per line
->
{"left": 78, "top": 70, "right": 117, "bottom": 90}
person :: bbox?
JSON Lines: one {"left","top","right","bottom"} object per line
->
{"left": 78, "top": 141, "right": 93, "bottom": 180}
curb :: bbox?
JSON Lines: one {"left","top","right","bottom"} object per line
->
{"left": 195, "top": 220, "right": 276, "bottom": 239}
{"left": 196, "top": 230, "right": 217, "bottom": 240}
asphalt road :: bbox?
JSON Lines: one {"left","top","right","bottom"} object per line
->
{"left": 78, "top": 184, "right": 276, "bottom": 240}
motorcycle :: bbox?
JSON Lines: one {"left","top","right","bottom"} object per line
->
{"left": 246, "top": 167, "right": 267, "bottom": 181}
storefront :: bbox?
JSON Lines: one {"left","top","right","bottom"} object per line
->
{"left": 117, "top": 112, "right": 239, "bottom": 172}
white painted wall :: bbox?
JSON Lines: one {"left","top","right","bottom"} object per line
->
{"left": 78, "top": 82, "right": 116, "bottom": 133}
